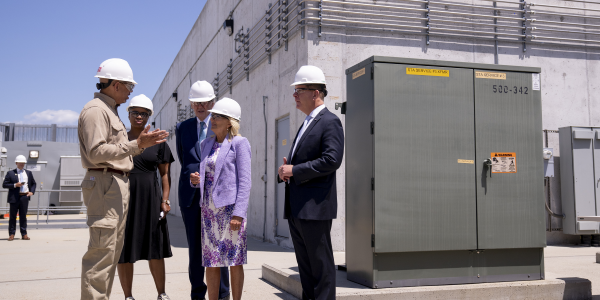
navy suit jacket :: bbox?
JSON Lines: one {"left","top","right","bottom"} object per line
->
{"left": 282, "top": 107, "right": 344, "bottom": 220}
{"left": 2, "top": 169, "right": 36, "bottom": 203}
{"left": 176, "top": 117, "right": 214, "bottom": 208}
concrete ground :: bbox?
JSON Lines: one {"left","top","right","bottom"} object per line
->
{"left": 1, "top": 214, "right": 599, "bottom": 299}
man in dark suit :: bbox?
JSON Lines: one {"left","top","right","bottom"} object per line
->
{"left": 2, "top": 155, "right": 36, "bottom": 241}
{"left": 176, "top": 80, "right": 230, "bottom": 300}
{"left": 278, "top": 65, "right": 344, "bottom": 300}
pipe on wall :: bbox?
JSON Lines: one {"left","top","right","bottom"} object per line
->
{"left": 262, "top": 96, "right": 268, "bottom": 242}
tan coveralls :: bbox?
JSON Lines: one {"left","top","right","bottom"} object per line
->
{"left": 78, "top": 92, "right": 142, "bottom": 300}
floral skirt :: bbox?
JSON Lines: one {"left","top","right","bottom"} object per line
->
{"left": 201, "top": 191, "right": 247, "bottom": 267}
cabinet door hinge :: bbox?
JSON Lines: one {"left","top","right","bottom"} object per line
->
{"left": 371, "top": 178, "right": 375, "bottom": 190}
{"left": 371, "top": 234, "right": 375, "bottom": 247}
{"left": 371, "top": 66, "right": 374, "bottom": 80}
{"left": 275, "top": 219, "right": 278, "bottom": 226}
{"left": 370, "top": 122, "right": 374, "bottom": 134}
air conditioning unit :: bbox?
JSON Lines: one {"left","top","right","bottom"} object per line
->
{"left": 59, "top": 156, "right": 85, "bottom": 203}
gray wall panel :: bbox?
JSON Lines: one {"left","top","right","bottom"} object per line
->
{"left": 559, "top": 127, "right": 577, "bottom": 234}
{"left": 373, "top": 63, "right": 477, "bottom": 253}
{"left": 475, "top": 71, "right": 546, "bottom": 249}
{"left": 345, "top": 62, "right": 375, "bottom": 286}
{"left": 572, "top": 129, "right": 596, "bottom": 219}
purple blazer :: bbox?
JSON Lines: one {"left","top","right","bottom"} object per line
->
{"left": 195, "top": 134, "right": 252, "bottom": 219}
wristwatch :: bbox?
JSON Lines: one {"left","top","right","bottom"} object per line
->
{"left": 162, "top": 200, "right": 170, "bottom": 205}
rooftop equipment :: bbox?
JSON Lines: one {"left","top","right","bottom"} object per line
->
{"left": 344, "top": 56, "right": 545, "bottom": 288}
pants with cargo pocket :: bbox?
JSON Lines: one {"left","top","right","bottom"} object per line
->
{"left": 80, "top": 170, "right": 130, "bottom": 300}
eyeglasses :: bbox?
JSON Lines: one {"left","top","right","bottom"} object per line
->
{"left": 294, "top": 88, "right": 319, "bottom": 94}
{"left": 129, "top": 111, "right": 149, "bottom": 119}
{"left": 191, "top": 101, "right": 214, "bottom": 107}
{"left": 210, "top": 113, "right": 228, "bottom": 120}
{"left": 120, "top": 81, "right": 135, "bottom": 92}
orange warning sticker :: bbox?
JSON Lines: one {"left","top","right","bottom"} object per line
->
{"left": 491, "top": 152, "right": 517, "bottom": 173}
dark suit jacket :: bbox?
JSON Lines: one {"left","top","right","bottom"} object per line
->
{"left": 2, "top": 169, "right": 36, "bottom": 203}
{"left": 282, "top": 107, "right": 344, "bottom": 220}
{"left": 175, "top": 117, "right": 214, "bottom": 208}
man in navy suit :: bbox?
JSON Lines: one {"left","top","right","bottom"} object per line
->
{"left": 176, "top": 80, "right": 230, "bottom": 300}
{"left": 278, "top": 66, "right": 344, "bottom": 300}
{"left": 2, "top": 155, "right": 36, "bottom": 241}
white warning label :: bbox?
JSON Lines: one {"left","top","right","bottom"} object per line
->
{"left": 491, "top": 152, "right": 517, "bottom": 173}
{"left": 532, "top": 73, "right": 540, "bottom": 91}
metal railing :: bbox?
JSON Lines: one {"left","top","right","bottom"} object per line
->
{"left": 0, "top": 190, "right": 85, "bottom": 229}
{"left": 297, "top": 0, "right": 600, "bottom": 49}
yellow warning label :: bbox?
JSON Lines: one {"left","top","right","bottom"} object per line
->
{"left": 352, "top": 68, "right": 366, "bottom": 80}
{"left": 476, "top": 71, "right": 506, "bottom": 80}
{"left": 491, "top": 152, "right": 517, "bottom": 173}
{"left": 457, "top": 159, "right": 474, "bottom": 164}
{"left": 282, "top": 139, "right": 287, "bottom": 146}
{"left": 406, "top": 68, "right": 449, "bottom": 77}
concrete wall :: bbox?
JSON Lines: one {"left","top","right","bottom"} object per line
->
{"left": 153, "top": 0, "right": 598, "bottom": 250}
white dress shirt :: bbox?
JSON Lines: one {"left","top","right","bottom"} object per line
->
{"left": 291, "top": 104, "right": 326, "bottom": 159}
{"left": 15, "top": 168, "right": 29, "bottom": 193}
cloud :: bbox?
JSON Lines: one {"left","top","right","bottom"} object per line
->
{"left": 23, "top": 109, "right": 80, "bottom": 125}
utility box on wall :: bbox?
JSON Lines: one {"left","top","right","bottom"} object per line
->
{"left": 345, "top": 57, "right": 545, "bottom": 288}
{"left": 559, "top": 127, "right": 600, "bottom": 235}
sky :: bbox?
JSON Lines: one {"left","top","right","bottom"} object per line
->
{"left": 0, "top": 0, "right": 207, "bottom": 128}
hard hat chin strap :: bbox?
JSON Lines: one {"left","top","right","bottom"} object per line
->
{"left": 96, "top": 79, "right": 114, "bottom": 90}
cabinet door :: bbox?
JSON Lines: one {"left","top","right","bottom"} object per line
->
{"left": 373, "top": 63, "right": 477, "bottom": 253}
{"left": 592, "top": 130, "right": 600, "bottom": 217}
{"left": 474, "top": 71, "right": 545, "bottom": 249}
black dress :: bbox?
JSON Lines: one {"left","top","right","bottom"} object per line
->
{"left": 119, "top": 142, "right": 174, "bottom": 263}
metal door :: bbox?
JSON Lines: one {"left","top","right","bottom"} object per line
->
{"left": 475, "top": 71, "right": 545, "bottom": 249}
{"left": 373, "top": 63, "right": 477, "bottom": 253}
{"left": 276, "top": 116, "right": 291, "bottom": 237}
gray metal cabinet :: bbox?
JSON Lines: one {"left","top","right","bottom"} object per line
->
{"left": 345, "top": 57, "right": 544, "bottom": 288}
{"left": 559, "top": 127, "right": 600, "bottom": 234}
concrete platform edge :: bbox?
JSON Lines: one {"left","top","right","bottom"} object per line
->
{"left": 261, "top": 264, "right": 592, "bottom": 300}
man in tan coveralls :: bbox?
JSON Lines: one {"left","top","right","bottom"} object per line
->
{"left": 79, "top": 58, "right": 169, "bottom": 300}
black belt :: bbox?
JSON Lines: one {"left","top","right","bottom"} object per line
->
{"left": 88, "top": 168, "right": 128, "bottom": 176}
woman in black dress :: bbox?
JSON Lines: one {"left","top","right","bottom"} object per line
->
{"left": 117, "top": 95, "right": 174, "bottom": 300}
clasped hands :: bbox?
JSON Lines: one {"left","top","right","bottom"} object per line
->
{"left": 189, "top": 172, "right": 244, "bottom": 231}
{"left": 278, "top": 157, "right": 293, "bottom": 182}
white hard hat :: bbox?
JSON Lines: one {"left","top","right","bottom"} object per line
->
{"left": 127, "top": 94, "right": 154, "bottom": 116}
{"left": 15, "top": 155, "right": 27, "bottom": 163}
{"left": 189, "top": 80, "right": 216, "bottom": 102}
{"left": 290, "top": 65, "right": 327, "bottom": 86}
{"left": 95, "top": 58, "right": 137, "bottom": 84}
{"left": 209, "top": 98, "right": 241, "bottom": 121}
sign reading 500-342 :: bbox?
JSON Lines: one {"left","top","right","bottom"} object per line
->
{"left": 493, "top": 85, "right": 529, "bottom": 94}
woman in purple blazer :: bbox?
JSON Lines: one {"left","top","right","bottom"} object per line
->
{"left": 190, "top": 97, "right": 251, "bottom": 300}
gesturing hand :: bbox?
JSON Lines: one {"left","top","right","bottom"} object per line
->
{"left": 190, "top": 172, "right": 200, "bottom": 185}
{"left": 230, "top": 216, "right": 243, "bottom": 231}
{"left": 137, "top": 125, "right": 169, "bottom": 149}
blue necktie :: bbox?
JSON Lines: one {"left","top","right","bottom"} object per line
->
{"left": 199, "top": 121, "right": 206, "bottom": 143}
{"left": 19, "top": 171, "right": 25, "bottom": 193}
